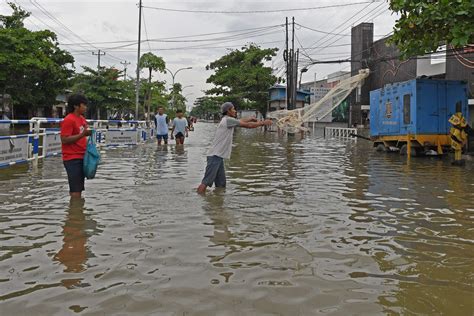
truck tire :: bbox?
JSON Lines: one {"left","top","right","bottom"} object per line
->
{"left": 400, "top": 144, "right": 418, "bottom": 156}
{"left": 399, "top": 144, "right": 407, "bottom": 156}
{"left": 375, "top": 144, "right": 386, "bottom": 152}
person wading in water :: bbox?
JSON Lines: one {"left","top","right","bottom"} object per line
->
{"left": 197, "top": 102, "right": 272, "bottom": 194}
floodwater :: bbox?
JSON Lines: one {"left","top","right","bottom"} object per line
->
{"left": 0, "top": 123, "right": 473, "bottom": 315}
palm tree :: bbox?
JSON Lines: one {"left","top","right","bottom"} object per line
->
{"left": 139, "top": 52, "right": 166, "bottom": 120}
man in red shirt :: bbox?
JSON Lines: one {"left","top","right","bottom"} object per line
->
{"left": 61, "top": 94, "right": 92, "bottom": 198}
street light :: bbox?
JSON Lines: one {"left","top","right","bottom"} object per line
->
{"left": 166, "top": 67, "right": 192, "bottom": 110}
{"left": 299, "top": 67, "right": 308, "bottom": 89}
{"left": 166, "top": 67, "right": 192, "bottom": 87}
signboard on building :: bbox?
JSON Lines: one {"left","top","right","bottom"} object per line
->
{"left": 43, "top": 133, "right": 62, "bottom": 157}
{"left": 105, "top": 129, "right": 138, "bottom": 146}
{"left": 0, "top": 136, "right": 29, "bottom": 166}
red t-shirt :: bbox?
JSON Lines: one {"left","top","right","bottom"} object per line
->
{"left": 61, "top": 113, "right": 88, "bottom": 161}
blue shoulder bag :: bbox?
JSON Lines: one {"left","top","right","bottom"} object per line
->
{"left": 83, "top": 130, "right": 101, "bottom": 179}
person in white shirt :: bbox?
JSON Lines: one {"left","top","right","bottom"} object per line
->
{"left": 197, "top": 102, "right": 272, "bottom": 194}
{"left": 170, "top": 109, "right": 189, "bottom": 145}
{"left": 154, "top": 106, "right": 169, "bottom": 145}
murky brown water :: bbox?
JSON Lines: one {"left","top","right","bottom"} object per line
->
{"left": 1, "top": 123, "right": 473, "bottom": 315}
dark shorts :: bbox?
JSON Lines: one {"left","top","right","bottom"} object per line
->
{"left": 201, "top": 155, "right": 226, "bottom": 188}
{"left": 175, "top": 132, "right": 184, "bottom": 138}
{"left": 156, "top": 134, "right": 168, "bottom": 141}
{"left": 63, "top": 159, "right": 85, "bottom": 193}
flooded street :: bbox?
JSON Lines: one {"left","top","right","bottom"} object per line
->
{"left": 0, "top": 122, "right": 473, "bottom": 315}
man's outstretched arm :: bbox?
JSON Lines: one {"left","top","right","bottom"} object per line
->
{"left": 240, "top": 116, "right": 258, "bottom": 123}
{"left": 239, "top": 119, "right": 272, "bottom": 129}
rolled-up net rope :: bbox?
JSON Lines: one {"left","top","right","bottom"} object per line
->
{"left": 268, "top": 69, "right": 370, "bottom": 133}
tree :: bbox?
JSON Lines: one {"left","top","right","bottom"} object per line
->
{"left": 72, "top": 66, "right": 134, "bottom": 119}
{"left": 389, "top": 0, "right": 474, "bottom": 58}
{"left": 205, "top": 44, "right": 279, "bottom": 117}
{"left": 143, "top": 79, "right": 167, "bottom": 115}
{"left": 169, "top": 82, "right": 187, "bottom": 112}
{"left": 138, "top": 52, "right": 166, "bottom": 120}
{"left": 190, "top": 96, "right": 221, "bottom": 120}
{"left": 0, "top": 2, "right": 74, "bottom": 118}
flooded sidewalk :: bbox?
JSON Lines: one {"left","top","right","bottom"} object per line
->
{"left": 0, "top": 123, "right": 473, "bottom": 315}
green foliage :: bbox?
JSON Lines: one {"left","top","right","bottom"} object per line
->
{"left": 144, "top": 79, "right": 168, "bottom": 112}
{"left": 72, "top": 66, "right": 133, "bottom": 118}
{"left": 0, "top": 2, "right": 74, "bottom": 115}
{"left": 169, "top": 82, "right": 187, "bottom": 111}
{"left": 389, "top": 0, "right": 474, "bottom": 58}
{"left": 205, "top": 44, "right": 279, "bottom": 116}
{"left": 0, "top": 2, "right": 29, "bottom": 28}
{"left": 139, "top": 52, "right": 166, "bottom": 77}
{"left": 190, "top": 96, "right": 221, "bottom": 119}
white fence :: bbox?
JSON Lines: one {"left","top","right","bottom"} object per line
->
{"left": 0, "top": 118, "right": 154, "bottom": 168}
{"left": 324, "top": 127, "right": 358, "bottom": 139}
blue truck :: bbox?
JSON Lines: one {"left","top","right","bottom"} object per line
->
{"left": 370, "top": 79, "right": 469, "bottom": 155}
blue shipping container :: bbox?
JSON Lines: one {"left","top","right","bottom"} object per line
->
{"left": 370, "top": 79, "right": 469, "bottom": 137}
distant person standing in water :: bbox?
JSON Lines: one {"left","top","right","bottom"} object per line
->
{"left": 171, "top": 109, "right": 189, "bottom": 145}
{"left": 60, "top": 94, "right": 92, "bottom": 199}
{"left": 154, "top": 106, "right": 169, "bottom": 145}
{"left": 197, "top": 102, "right": 272, "bottom": 194}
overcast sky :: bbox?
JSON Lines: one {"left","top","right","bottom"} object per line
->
{"left": 1, "top": 0, "right": 399, "bottom": 109}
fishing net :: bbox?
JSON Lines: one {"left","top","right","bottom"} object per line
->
{"left": 268, "top": 69, "right": 370, "bottom": 133}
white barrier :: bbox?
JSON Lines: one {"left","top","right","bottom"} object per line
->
{"left": 0, "top": 118, "right": 152, "bottom": 168}
{"left": 106, "top": 129, "right": 138, "bottom": 146}
{"left": 324, "top": 127, "right": 358, "bottom": 139}
{"left": 0, "top": 135, "right": 29, "bottom": 168}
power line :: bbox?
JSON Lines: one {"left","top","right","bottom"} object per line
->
{"left": 315, "top": 4, "right": 389, "bottom": 52}
{"left": 84, "top": 29, "right": 285, "bottom": 51}
{"left": 304, "top": 48, "right": 469, "bottom": 66}
{"left": 67, "top": 40, "right": 285, "bottom": 53}
{"left": 296, "top": 23, "right": 352, "bottom": 37}
{"left": 142, "top": 2, "right": 382, "bottom": 14}
{"left": 301, "top": 3, "right": 389, "bottom": 63}
{"left": 58, "top": 24, "right": 285, "bottom": 46}
{"left": 141, "top": 8, "right": 152, "bottom": 52}
{"left": 305, "top": 1, "right": 383, "bottom": 51}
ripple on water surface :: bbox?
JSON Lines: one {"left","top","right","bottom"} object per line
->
{"left": 0, "top": 124, "right": 473, "bottom": 315}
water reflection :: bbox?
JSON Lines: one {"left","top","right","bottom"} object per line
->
{"left": 0, "top": 124, "right": 472, "bottom": 314}
{"left": 228, "top": 129, "right": 303, "bottom": 198}
{"left": 54, "top": 198, "right": 98, "bottom": 288}
{"left": 202, "top": 191, "right": 234, "bottom": 265}
{"left": 343, "top": 145, "right": 474, "bottom": 315}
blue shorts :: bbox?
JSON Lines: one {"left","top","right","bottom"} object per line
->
{"left": 156, "top": 134, "right": 168, "bottom": 141}
{"left": 201, "top": 155, "right": 226, "bottom": 188}
{"left": 63, "top": 159, "right": 85, "bottom": 193}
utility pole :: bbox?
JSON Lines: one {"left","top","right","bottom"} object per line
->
{"left": 294, "top": 48, "right": 299, "bottom": 110}
{"left": 92, "top": 50, "right": 106, "bottom": 69}
{"left": 286, "top": 17, "right": 296, "bottom": 111}
{"left": 135, "top": 0, "right": 143, "bottom": 120}
{"left": 285, "top": 17, "right": 289, "bottom": 110}
{"left": 120, "top": 60, "right": 131, "bottom": 80}
{"left": 290, "top": 17, "right": 295, "bottom": 111}
{"left": 92, "top": 50, "right": 106, "bottom": 119}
